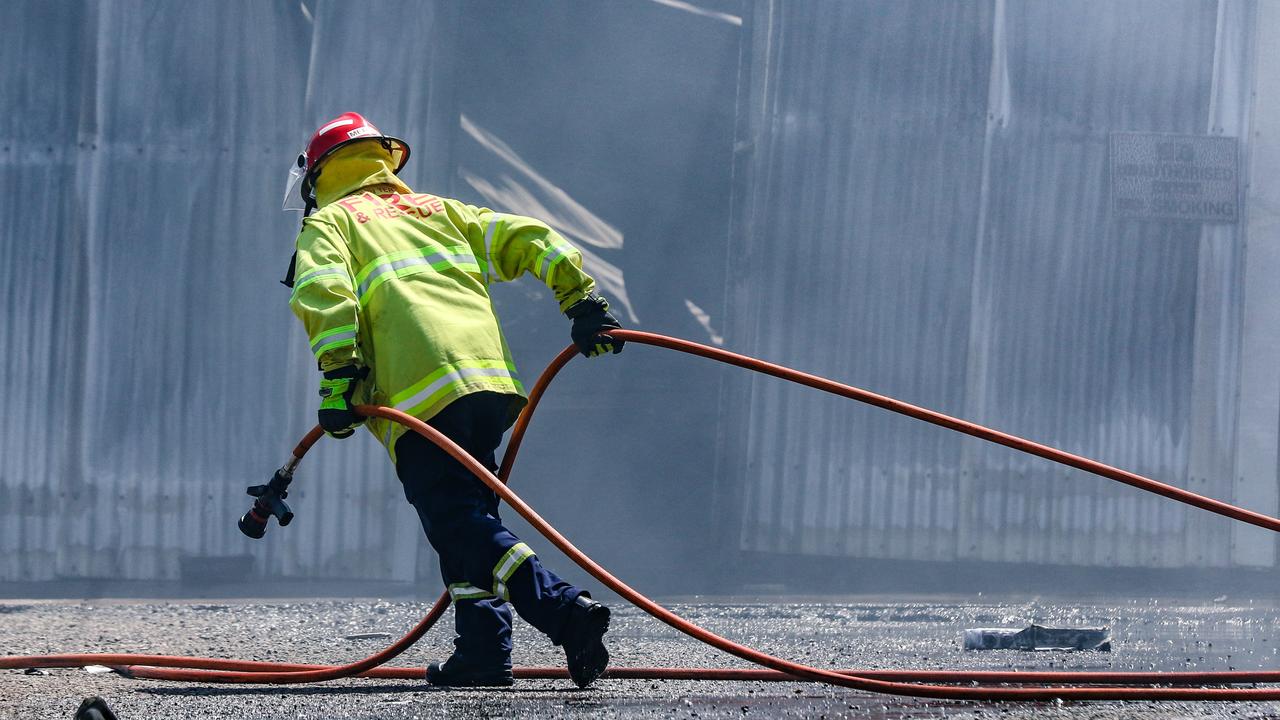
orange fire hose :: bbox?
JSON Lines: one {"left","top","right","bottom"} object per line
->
{"left": 5, "top": 329, "right": 1280, "bottom": 700}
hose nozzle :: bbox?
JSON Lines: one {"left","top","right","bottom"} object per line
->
{"left": 238, "top": 465, "right": 296, "bottom": 539}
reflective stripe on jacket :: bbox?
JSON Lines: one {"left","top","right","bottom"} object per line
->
{"left": 289, "top": 172, "right": 595, "bottom": 458}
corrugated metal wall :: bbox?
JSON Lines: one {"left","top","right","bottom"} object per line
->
{"left": 0, "top": 0, "right": 742, "bottom": 585}
{"left": 4, "top": 0, "right": 1275, "bottom": 585}
{"left": 724, "top": 0, "right": 1271, "bottom": 568}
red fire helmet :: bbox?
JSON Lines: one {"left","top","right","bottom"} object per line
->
{"left": 283, "top": 112, "right": 411, "bottom": 211}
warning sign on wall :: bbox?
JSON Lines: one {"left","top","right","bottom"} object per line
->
{"left": 1110, "top": 133, "right": 1239, "bottom": 223}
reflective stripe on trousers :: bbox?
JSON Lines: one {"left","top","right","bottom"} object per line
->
{"left": 448, "top": 583, "right": 495, "bottom": 601}
{"left": 492, "top": 542, "right": 535, "bottom": 600}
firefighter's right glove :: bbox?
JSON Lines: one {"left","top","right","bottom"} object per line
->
{"left": 318, "top": 365, "right": 367, "bottom": 439}
{"left": 567, "top": 294, "right": 624, "bottom": 358}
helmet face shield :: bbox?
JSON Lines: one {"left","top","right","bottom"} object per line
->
{"left": 282, "top": 152, "right": 308, "bottom": 212}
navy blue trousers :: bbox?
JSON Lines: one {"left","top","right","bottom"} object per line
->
{"left": 394, "top": 391, "right": 583, "bottom": 667}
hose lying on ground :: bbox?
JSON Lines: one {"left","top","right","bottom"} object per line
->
{"left": 5, "top": 330, "right": 1280, "bottom": 700}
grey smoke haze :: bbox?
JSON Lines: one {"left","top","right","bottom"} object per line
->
{"left": 1, "top": 0, "right": 1278, "bottom": 598}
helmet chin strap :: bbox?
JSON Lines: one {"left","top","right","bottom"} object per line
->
{"left": 280, "top": 252, "right": 298, "bottom": 289}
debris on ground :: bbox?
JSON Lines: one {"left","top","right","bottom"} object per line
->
{"left": 962, "top": 624, "right": 1111, "bottom": 651}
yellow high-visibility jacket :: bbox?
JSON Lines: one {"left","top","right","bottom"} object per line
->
{"left": 288, "top": 146, "right": 596, "bottom": 458}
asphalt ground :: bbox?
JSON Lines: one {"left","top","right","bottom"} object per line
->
{"left": 3, "top": 594, "right": 1280, "bottom": 719}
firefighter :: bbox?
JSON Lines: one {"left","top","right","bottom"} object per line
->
{"left": 281, "top": 112, "right": 623, "bottom": 688}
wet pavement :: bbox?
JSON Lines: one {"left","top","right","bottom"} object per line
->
{"left": 3, "top": 594, "right": 1280, "bottom": 719}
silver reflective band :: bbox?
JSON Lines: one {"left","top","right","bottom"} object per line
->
{"left": 311, "top": 330, "right": 356, "bottom": 356}
{"left": 393, "top": 366, "right": 518, "bottom": 414}
{"left": 317, "top": 117, "right": 356, "bottom": 135}
{"left": 448, "top": 584, "right": 492, "bottom": 601}
{"left": 537, "top": 243, "right": 570, "bottom": 281}
{"left": 357, "top": 252, "right": 478, "bottom": 299}
{"left": 493, "top": 542, "right": 535, "bottom": 582}
{"left": 292, "top": 266, "right": 349, "bottom": 293}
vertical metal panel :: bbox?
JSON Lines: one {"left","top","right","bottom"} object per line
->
{"left": 1233, "top": 0, "right": 1280, "bottom": 567}
{"left": 961, "top": 0, "right": 1223, "bottom": 568}
{"left": 727, "top": 0, "right": 992, "bottom": 562}
{"left": 727, "top": 0, "right": 1263, "bottom": 568}
{"left": 0, "top": 0, "right": 438, "bottom": 582}
{"left": 2, "top": 0, "right": 103, "bottom": 581}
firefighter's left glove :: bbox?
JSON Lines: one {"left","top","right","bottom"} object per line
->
{"left": 318, "top": 365, "right": 368, "bottom": 439}
{"left": 567, "top": 294, "right": 624, "bottom": 358}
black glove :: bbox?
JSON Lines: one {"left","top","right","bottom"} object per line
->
{"left": 566, "top": 294, "right": 624, "bottom": 357}
{"left": 318, "top": 365, "right": 368, "bottom": 439}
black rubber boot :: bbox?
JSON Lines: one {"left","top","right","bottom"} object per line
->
{"left": 562, "top": 594, "right": 611, "bottom": 688}
{"left": 74, "top": 697, "right": 118, "bottom": 720}
{"left": 426, "top": 656, "right": 514, "bottom": 687}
